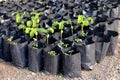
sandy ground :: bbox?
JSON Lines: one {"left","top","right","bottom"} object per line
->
{"left": 0, "top": 22, "right": 120, "bottom": 80}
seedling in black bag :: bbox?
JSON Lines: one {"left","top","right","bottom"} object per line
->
{"left": 48, "top": 51, "right": 57, "bottom": 56}
{"left": 39, "top": 27, "right": 54, "bottom": 44}
{"left": 74, "top": 38, "right": 83, "bottom": 43}
{"left": 58, "top": 40, "right": 69, "bottom": 48}
{"left": 77, "top": 15, "right": 88, "bottom": 36}
{"left": 52, "top": 21, "right": 69, "bottom": 40}
{"left": 64, "top": 50, "right": 74, "bottom": 56}
{"left": 77, "top": 15, "right": 94, "bottom": 36}
{"left": 8, "top": 36, "right": 13, "bottom": 42}
{"left": 12, "top": 11, "right": 26, "bottom": 24}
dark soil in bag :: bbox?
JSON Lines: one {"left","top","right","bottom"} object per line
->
{"left": 10, "top": 38, "right": 28, "bottom": 68}
{"left": 95, "top": 34, "right": 111, "bottom": 63}
{"left": 28, "top": 41, "right": 43, "bottom": 72}
{"left": 43, "top": 44, "right": 61, "bottom": 75}
{"left": 107, "top": 31, "right": 118, "bottom": 56}
{"left": 94, "top": 25, "right": 106, "bottom": 35}
{"left": 62, "top": 47, "right": 81, "bottom": 78}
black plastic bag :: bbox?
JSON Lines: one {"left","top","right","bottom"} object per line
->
{"left": 10, "top": 38, "right": 28, "bottom": 68}
{"left": 62, "top": 47, "right": 81, "bottom": 78}
{"left": 28, "top": 41, "right": 43, "bottom": 72}
{"left": 75, "top": 37, "right": 95, "bottom": 70}
{"left": 43, "top": 44, "right": 61, "bottom": 75}
{"left": 95, "top": 34, "right": 110, "bottom": 63}
{"left": 3, "top": 36, "right": 13, "bottom": 62}
{"left": 107, "top": 31, "right": 118, "bottom": 56}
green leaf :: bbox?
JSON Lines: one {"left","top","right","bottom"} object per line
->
{"left": 66, "top": 20, "right": 72, "bottom": 25}
{"left": 83, "top": 19, "right": 89, "bottom": 26}
{"left": 58, "top": 40, "right": 64, "bottom": 46}
{"left": 59, "top": 22, "right": 64, "bottom": 30}
{"left": 30, "top": 12, "right": 36, "bottom": 15}
{"left": 48, "top": 51, "right": 57, "bottom": 56}
{"left": 12, "top": 12, "right": 19, "bottom": 16}
{"left": 88, "top": 17, "right": 94, "bottom": 24}
{"left": 32, "top": 19, "right": 37, "bottom": 27}
{"left": 47, "top": 28, "right": 54, "bottom": 33}
{"left": 8, "top": 36, "right": 13, "bottom": 42}
{"left": 18, "top": 24, "right": 26, "bottom": 30}
{"left": 77, "top": 15, "right": 85, "bottom": 24}
{"left": 52, "top": 21, "right": 59, "bottom": 29}
{"left": 27, "top": 21, "right": 32, "bottom": 27}
{"left": 74, "top": 38, "right": 82, "bottom": 43}
{"left": 16, "top": 16, "right": 21, "bottom": 23}
{"left": 39, "top": 28, "right": 47, "bottom": 33}
{"left": 30, "top": 29, "right": 37, "bottom": 37}
{"left": 25, "top": 28, "right": 31, "bottom": 34}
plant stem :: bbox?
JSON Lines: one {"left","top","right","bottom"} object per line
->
{"left": 36, "top": 34, "right": 38, "bottom": 40}
{"left": 81, "top": 24, "right": 84, "bottom": 36}
{"left": 46, "top": 34, "right": 49, "bottom": 44}
{"left": 60, "top": 30, "right": 63, "bottom": 40}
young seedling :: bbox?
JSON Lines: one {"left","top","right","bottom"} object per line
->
{"left": 33, "top": 43, "right": 38, "bottom": 48}
{"left": 52, "top": 21, "right": 68, "bottom": 40}
{"left": 30, "top": 12, "right": 44, "bottom": 24}
{"left": 77, "top": 15, "right": 94, "bottom": 36}
{"left": 38, "top": 27, "right": 54, "bottom": 44}
{"left": 58, "top": 40, "right": 69, "bottom": 48}
{"left": 64, "top": 50, "right": 74, "bottom": 56}
{"left": 12, "top": 11, "right": 26, "bottom": 24}
{"left": 74, "top": 38, "right": 83, "bottom": 43}
{"left": 8, "top": 36, "right": 13, "bottom": 42}
{"left": 48, "top": 51, "right": 57, "bottom": 56}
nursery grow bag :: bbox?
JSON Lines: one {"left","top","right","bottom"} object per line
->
{"left": 62, "top": 47, "right": 81, "bottom": 78}
{"left": 43, "top": 44, "right": 61, "bottom": 75}
{"left": 95, "top": 33, "right": 111, "bottom": 63}
{"left": 10, "top": 38, "right": 28, "bottom": 68}
{"left": 107, "top": 31, "right": 118, "bottom": 56}
{"left": 106, "top": 6, "right": 119, "bottom": 32}
{"left": 3, "top": 36, "right": 17, "bottom": 62}
{"left": 28, "top": 41, "right": 43, "bottom": 72}
{"left": 75, "top": 37, "right": 95, "bottom": 70}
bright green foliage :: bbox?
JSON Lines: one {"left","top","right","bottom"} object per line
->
{"left": 12, "top": 12, "right": 26, "bottom": 24}
{"left": 8, "top": 36, "right": 13, "bottom": 42}
{"left": 77, "top": 15, "right": 94, "bottom": 36}
{"left": 43, "top": 27, "right": 54, "bottom": 44}
{"left": 88, "top": 17, "right": 94, "bottom": 24}
{"left": 48, "top": 51, "right": 57, "bottom": 56}
{"left": 52, "top": 21, "right": 59, "bottom": 29}
{"left": 77, "top": 15, "right": 85, "bottom": 24}
{"left": 27, "top": 21, "right": 32, "bottom": 27}
{"left": 64, "top": 50, "right": 74, "bottom": 56}
{"left": 18, "top": 24, "right": 26, "bottom": 30}
{"left": 74, "top": 38, "right": 82, "bottom": 43}
{"left": 58, "top": 41, "right": 69, "bottom": 48}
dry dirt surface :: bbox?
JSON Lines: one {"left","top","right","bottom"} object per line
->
{"left": 0, "top": 23, "right": 120, "bottom": 80}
